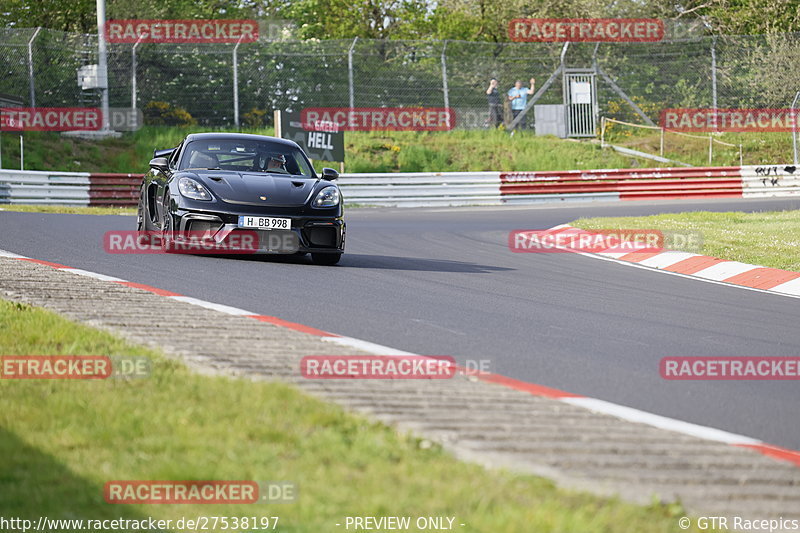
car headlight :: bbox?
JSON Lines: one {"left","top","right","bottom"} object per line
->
{"left": 312, "top": 186, "right": 340, "bottom": 208}
{"left": 178, "top": 177, "right": 212, "bottom": 201}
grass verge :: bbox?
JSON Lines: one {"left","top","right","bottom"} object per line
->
{"left": 2, "top": 126, "right": 635, "bottom": 175}
{"left": 0, "top": 298, "right": 696, "bottom": 532}
{"left": 572, "top": 209, "right": 800, "bottom": 272}
{"left": 602, "top": 123, "right": 796, "bottom": 167}
{"left": 3, "top": 125, "right": 796, "bottom": 176}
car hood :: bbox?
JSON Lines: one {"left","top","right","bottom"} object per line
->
{"left": 185, "top": 171, "right": 320, "bottom": 206}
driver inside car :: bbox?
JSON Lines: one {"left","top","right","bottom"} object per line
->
{"left": 254, "top": 152, "right": 287, "bottom": 173}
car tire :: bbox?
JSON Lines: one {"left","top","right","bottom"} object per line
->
{"left": 311, "top": 252, "right": 341, "bottom": 265}
{"left": 136, "top": 186, "right": 150, "bottom": 231}
{"left": 161, "top": 195, "right": 175, "bottom": 253}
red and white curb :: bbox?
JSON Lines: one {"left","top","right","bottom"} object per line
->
{"left": 545, "top": 224, "right": 800, "bottom": 299}
{"left": 1, "top": 247, "right": 799, "bottom": 469}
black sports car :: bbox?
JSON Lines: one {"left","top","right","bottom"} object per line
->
{"left": 137, "top": 132, "right": 345, "bottom": 265}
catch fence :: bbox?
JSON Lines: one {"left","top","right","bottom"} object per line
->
{"left": 1, "top": 27, "right": 799, "bottom": 130}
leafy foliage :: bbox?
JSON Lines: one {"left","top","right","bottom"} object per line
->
{"left": 1, "top": 0, "right": 797, "bottom": 38}
{"left": 143, "top": 100, "right": 196, "bottom": 126}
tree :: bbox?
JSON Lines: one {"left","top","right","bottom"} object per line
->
{"left": 0, "top": 0, "right": 250, "bottom": 33}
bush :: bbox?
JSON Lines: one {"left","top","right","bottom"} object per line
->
{"left": 242, "top": 108, "right": 267, "bottom": 128}
{"left": 143, "top": 101, "right": 196, "bottom": 126}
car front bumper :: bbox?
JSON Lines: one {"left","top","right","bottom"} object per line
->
{"left": 172, "top": 209, "right": 345, "bottom": 254}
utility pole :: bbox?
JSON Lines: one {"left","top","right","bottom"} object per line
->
{"left": 96, "top": 0, "right": 110, "bottom": 131}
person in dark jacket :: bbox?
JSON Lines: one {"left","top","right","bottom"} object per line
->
{"left": 486, "top": 78, "right": 503, "bottom": 128}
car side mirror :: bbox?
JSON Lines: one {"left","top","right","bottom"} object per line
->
{"left": 321, "top": 167, "right": 339, "bottom": 181}
{"left": 153, "top": 148, "right": 175, "bottom": 159}
{"left": 149, "top": 157, "right": 169, "bottom": 172}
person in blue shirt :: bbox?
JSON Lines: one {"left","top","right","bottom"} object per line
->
{"left": 508, "top": 78, "right": 536, "bottom": 130}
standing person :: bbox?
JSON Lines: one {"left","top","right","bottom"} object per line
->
{"left": 486, "top": 78, "right": 502, "bottom": 128}
{"left": 507, "top": 78, "right": 536, "bottom": 130}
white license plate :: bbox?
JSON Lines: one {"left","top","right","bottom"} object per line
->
{"left": 238, "top": 216, "right": 291, "bottom": 230}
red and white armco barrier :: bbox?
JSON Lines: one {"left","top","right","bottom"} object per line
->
{"left": 500, "top": 164, "right": 799, "bottom": 203}
{"left": 1, "top": 164, "right": 797, "bottom": 207}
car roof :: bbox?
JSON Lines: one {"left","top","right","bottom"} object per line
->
{"left": 183, "top": 132, "right": 301, "bottom": 150}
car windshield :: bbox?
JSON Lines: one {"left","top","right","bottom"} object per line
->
{"left": 179, "top": 139, "right": 314, "bottom": 177}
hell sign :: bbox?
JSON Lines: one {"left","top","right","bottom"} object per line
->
{"left": 278, "top": 111, "right": 344, "bottom": 163}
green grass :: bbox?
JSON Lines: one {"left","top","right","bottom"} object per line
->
{"left": 0, "top": 205, "right": 136, "bottom": 215}
{"left": 0, "top": 298, "right": 700, "bottom": 532}
{"left": 3, "top": 121, "right": 796, "bottom": 177}
{"left": 603, "top": 123, "right": 796, "bottom": 167}
{"left": 2, "top": 126, "right": 637, "bottom": 175}
{"left": 342, "top": 130, "right": 633, "bottom": 173}
{"left": 573, "top": 210, "right": 800, "bottom": 271}
{"left": 3, "top": 124, "right": 795, "bottom": 176}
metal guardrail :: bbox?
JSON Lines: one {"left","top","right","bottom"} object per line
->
{"left": 741, "top": 165, "right": 800, "bottom": 198}
{"left": 338, "top": 172, "right": 501, "bottom": 207}
{"left": 0, "top": 170, "right": 141, "bottom": 206}
{"left": 0, "top": 170, "right": 91, "bottom": 205}
{"left": 1, "top": 166, "right": 798, "bottom": 208}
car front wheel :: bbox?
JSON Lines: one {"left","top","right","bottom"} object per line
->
{"left": 161, "top": 195, "right": 175, "bottom": 253}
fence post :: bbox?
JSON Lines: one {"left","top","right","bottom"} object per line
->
{"left": 708, "top": 134, "right": 713, "bottom": 165}
{"left": 96, "top": 0, "right": 110, "bottom": 131}
{"left": 441, "top": 40, "right": 450, "bottom": 128}
{"left": 233, "top": 35, "right": 244, "bottom": 127}
{"left": 348, "top": 37, "right": 358, "bottom": 111}
{"left": 791, "top": 90, "right": 800, "bottom": 165}
{"left": 711, "top": 36, "right": 718, "bottom": 129}
{"left": 600, "top": 117, "right": 605, "bottom": 148}
{"left": 27, "top": 27, "right": 42, "bottom": 107}
{"left": 131, "top": 35, "right": 143, "bottom": 109}
{"left": 660, "top": 127, "right": 665, "bottom": 157}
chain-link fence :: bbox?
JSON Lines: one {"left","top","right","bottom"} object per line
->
{"left": 1, "top": 27, "right": 799, "bottom": 129}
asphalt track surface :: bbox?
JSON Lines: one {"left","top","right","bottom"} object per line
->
{"left": 2, "top": 197, "right": 799, "bottom": 450}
